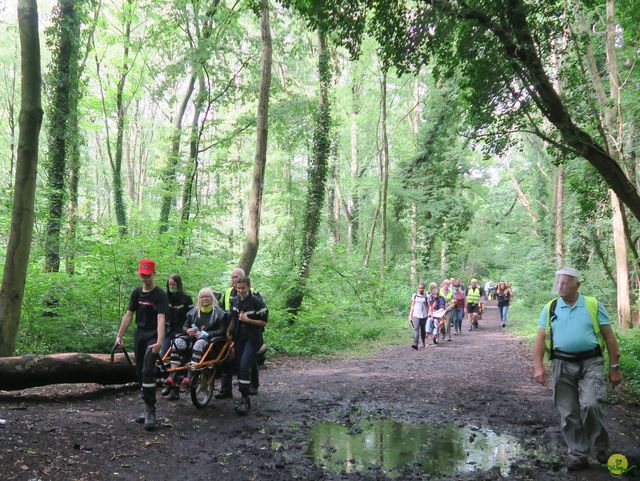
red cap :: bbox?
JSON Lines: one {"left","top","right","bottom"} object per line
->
{"left": 138, "top": 259, "right": 156, "bottom": 275}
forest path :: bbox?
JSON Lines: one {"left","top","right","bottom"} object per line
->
{"left": 1, "top": 304, "right": 639, "bottom": 481}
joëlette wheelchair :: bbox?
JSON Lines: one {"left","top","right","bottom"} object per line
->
{"left": 161, "top": 335, "right": 235, "bottom": 408}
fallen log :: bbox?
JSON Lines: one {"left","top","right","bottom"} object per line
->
{"left": 0, "top": 353, "right": 137, "bottom": 391}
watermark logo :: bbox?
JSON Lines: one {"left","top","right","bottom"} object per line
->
{"left": 607, "top": 454, "right": 637, "bottom": 478}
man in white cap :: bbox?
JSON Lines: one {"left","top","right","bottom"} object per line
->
{"left": 532, "top": 268, "right": 621, "bottom": 471}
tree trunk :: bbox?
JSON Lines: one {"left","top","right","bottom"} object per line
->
{"left": 43, "top": 0, "right": 80, "bottom": 273}
{"left": 440, "top": 239, "right": 447, "bottom": 279}
{"left": 6, "top": 49, "right": 18, "bottom": 189}
{"left": 553, "top": 166, "right": 564, "bottom": 268}
{"left": 112, "top": 0, "right": 132, "bottom": 235}
{"left": 327, "top": 160, "right": 339, "bottom": 244}
{"left": 604, "top": 0, "right": 631, "bottom": 329}
{"left": 409, "top": 76, "right": 421, "bottom": 284}
{"left": 411, "top": 202, "right": 418, "bottom": 284}
{"left": 179, "top": 76, "right": 205, "bottom": 228}
{"left": 176, "top": 75, "right": 206, "bottom": 257}
{"left": 0, "top": 353, "right": 137, "bottom": 390}
{"left": 347, "top": 71, "right": 360, "bottom": 249}
{"left": 0, "top": 0, "right": 43, "bottom": 356}
{"left": 238, "top": 0, "right": 272, "bottom": 276}
{"left": 380, "top": 70, "right": 390, "bottom": 279}
{"left": 158, "top": 75, "right": 196, "bottom": 234}
{"left": 286, "top": 29, "right": 331, "bottom": 315}
{"left": 65, "top": 116, "right": 80, "bottom": 274}
{"left": 574, "top": 0, "right": 632, "bottom": 328}
{"left": 363, "top": 202, "right": 380, "bottom": 268}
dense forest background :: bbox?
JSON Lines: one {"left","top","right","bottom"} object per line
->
{"left": 0, "top": 0, "right": 638, "bottom": 392}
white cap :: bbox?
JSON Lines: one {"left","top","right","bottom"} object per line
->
{"left": 556, "top": 268, "right": 581, "bottom": 281}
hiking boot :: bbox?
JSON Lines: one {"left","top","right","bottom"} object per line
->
{"left": 168, "top": 387, "right": 180, "bottom": 401}
{"left": 567, "top": 457, "right": 589, "bottom": 471}
{"left": 143, "top": 405, "right": 156, "bottom": 431}
{"left": 249, "top": 386, "right": 259, "bottom": 396}
{"left": 411, "top": 344, "right": 418, "bottom": 350}
{"left": 215, "top": 390, "right": 233, "bottom": 399}
{"left": 234, "top": 396, "right": 251, "bottom": 415}
{"left": 134, "top": 413, "right": 145, "bottom": 424}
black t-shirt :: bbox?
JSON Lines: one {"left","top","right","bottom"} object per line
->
{"left": 496, "top": 290, "right": 511, "bottom": 307}
{"left": 128, "top": 286, "right": 169, "bottom": 332}
{"left": 231, "top": 293, "right": 268, "bottom": 341}
{"left": 167, "top": 291, "right": 193, "bottom": 333}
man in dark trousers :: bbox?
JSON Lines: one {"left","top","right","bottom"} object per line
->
{"left": 228, "top": 276, "right": 268, "bottom": 415}
{"left": 115, "top": 259, "right": 168, "bottom": 431}
{"left": 216, "top": 268, "right": 262, "bottom": 399}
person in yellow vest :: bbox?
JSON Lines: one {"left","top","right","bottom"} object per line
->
{"left": 533, "top": 268, "right": 621, "bottom": 471}
{"left": 466, "top": 279, "right": 482, "bottom": 331}
{"left": 439, "top": 279, "right": 454, "bottom": 341}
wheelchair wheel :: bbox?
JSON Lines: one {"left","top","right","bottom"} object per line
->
{"left": 190, "top": 370, "right": 214, "bottom": 408}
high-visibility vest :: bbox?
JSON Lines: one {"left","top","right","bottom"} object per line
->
{"left": 440, "top": 288, "right": 453, "bottom": 303}
{"left": 544, "top": 296, "right": 604, "bottom": 361}
{"left": 467, "top": 286, "right": 481, "bottom": 304}
{"left": 222, "top": 287, "right": 234, "bottom": 311}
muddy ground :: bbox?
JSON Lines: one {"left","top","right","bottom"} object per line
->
{"left": 1, "top": 304, "right": 639, "bottom": 481}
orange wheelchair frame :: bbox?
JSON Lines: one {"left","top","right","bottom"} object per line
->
{"left": 159, "top": 336, "right": 234, "bottom": 408}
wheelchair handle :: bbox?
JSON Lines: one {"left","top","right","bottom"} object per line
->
{"left": 110, "top": 343, "right": 133, "bottom": 365}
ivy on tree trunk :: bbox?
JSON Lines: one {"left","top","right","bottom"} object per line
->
{"left": 286, "top": 29, "right": 331, "bottom": 316}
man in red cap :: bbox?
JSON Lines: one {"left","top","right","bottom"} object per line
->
{"left": 115, "top": 259, "right": 168, "bottom": 430}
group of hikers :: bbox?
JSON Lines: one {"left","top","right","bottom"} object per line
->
{"left": 407, "top": 277, "right": 513, "bottom": 349}
{"left": 114, "top": 259, "right": 267, "bottom": 431}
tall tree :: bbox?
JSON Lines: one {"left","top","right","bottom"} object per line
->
{"left": 379, "top": 69, "right": 390, "bottom": 278}
{"left": 177, "top": 74, "right": 205, "bottom": 255}
{"left": 43, "top": 0, "right": 81, "bottom": 272}
{"left": 66, "top": 0, "right": 101, "bottom": 274}
{"left": 239, "top": 0, "right": 273, "bottom": 275}
{"left": 573, "top": 0, "right": 632, "bottom": 328}
{"left": 305, "top": 0, "right": 640, "bottom": 223}
{"left": 0, "top": 0, "right": 43, "bottom": 356}
{"left": 158, "top": 75, "right": 195, "bottom": 233}
{"left": 286, "top": 29, "right": 331, "bottom": 315}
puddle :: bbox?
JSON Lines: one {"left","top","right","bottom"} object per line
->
{"left": 308, "top": 419, "right": 551, "bottom": 476}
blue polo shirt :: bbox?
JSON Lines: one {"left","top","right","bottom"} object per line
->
{"left": 538, "top": 294, "right": 610, "bottom": 353}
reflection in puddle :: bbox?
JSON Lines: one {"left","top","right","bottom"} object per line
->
{"left": 308, "top": 419, "right": 546, "bottom": 476}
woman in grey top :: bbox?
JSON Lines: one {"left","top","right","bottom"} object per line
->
{"left": 408, "top": 283, "right": 429, "bottom": 349}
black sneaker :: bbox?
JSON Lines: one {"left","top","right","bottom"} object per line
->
{"left": 134, "top": 413, "right": 145, "bottom": 424}
{"left": 235, "top": 396, "right": 251, "bottom": 415}
{"left": 567, "top": 457, "right": 589, "bottom": 471}
{"left": 411, "top": 344, "right": 418, "bottom": 350}
{"left": 160, "top": 385, "right": 171, "bottom": 396}
{"left": 168, "top": 387, "right": 180, "bottom": 401}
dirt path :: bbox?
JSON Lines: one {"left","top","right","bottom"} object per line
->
{"left": 1, "top": 304, "right": 639, "bottom": 481}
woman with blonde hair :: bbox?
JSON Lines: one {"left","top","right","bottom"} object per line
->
{"left": 165, "top": 287, "right": 230, "bottom": 396}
